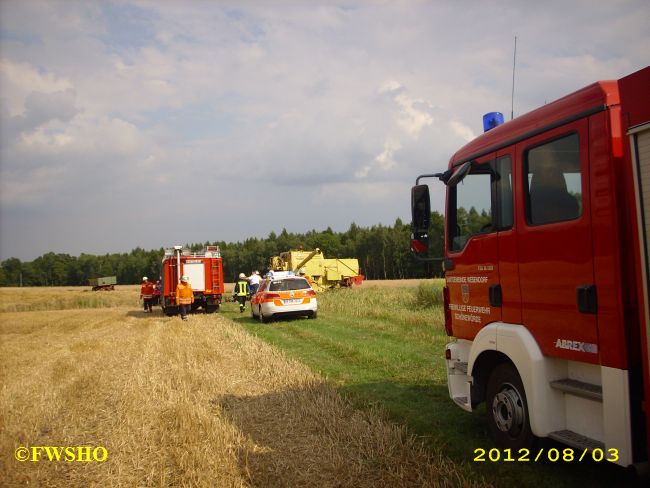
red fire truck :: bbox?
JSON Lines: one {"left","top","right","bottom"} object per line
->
{"left": 160, "top": 245, "right": 224, "bottom": 315}
{"left": 411, "top": 66, "right": 650, "bottom": 469}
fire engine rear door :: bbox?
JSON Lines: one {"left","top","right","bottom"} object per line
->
{"left": 183, "top": 260, "right": 205, "bottom": 291}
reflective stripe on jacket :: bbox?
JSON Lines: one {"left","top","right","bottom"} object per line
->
{"left": 235, "top": 280, "right": 249, "bottom": 297}
{"left": 176, "top": 282, "right": 194, "bottom": 305}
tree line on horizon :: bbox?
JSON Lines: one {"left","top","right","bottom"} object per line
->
{"left": 0, "top": 214, "right": 448, "bottom": 287}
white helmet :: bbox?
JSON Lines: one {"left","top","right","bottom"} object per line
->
{"left": 142, "top": 276, "right": 148, "bottom": 281}
{"left": 181, "top": 275, "right": 189, "bottom": 282}
{"left": 239, "top": 273, "right": 246, "bottom": 279}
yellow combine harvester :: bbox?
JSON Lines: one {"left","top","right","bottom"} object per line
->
{"left": 269, "top": 248, "right": 364, "bottom": 291}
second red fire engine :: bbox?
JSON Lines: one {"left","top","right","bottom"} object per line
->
{"left": 160, "top": 245, "right": 224, "bottom": 316}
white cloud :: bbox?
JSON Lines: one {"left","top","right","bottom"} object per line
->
{"left": 449, "top": 120, "right": 475, "bottom": 142}
{"left": 394, "top": 93, "right": 433, "bottom": 137}
{"left": 379, "top": 79, "right": 403, "bottom": 94}
{"left": 0, "top": 60, "right": 74, "bottom": 116}
{"left": 374, "top": 139, "right": 401, "bottom": 171}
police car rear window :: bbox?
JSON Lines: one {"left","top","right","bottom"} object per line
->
{"left": 269, "top": 278, "right": 311, "bottom": 291}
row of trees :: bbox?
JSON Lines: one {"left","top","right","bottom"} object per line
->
{"left": 0, "top": 214, "right": 445, "bottom": 287}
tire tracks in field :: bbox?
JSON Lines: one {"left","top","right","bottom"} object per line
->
{"left": 271, "top": 322, "right": 402, "bottom": 379}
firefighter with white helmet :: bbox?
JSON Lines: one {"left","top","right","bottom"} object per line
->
{"left": 140, "top": 276, "right": 155, "bottom": 313}
{"left": 176, "top": 275, "right": 194, "bottom": 321}
{"left": 233, "top": 273, "right": 250, "bottom": 313}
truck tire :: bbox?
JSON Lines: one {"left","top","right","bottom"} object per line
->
{"left": 205, "top": 305, "right": 219, "bottom": 314}
{"left": 486, "top": 363, "right": 535, "bottom": 450}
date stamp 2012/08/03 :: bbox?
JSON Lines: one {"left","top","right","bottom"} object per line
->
{"left": 473, "top": 447, "right": 619, "bottom": 463}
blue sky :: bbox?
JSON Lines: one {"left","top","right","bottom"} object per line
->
{"left": 1, "top": 0, "right": 649, "bottom": 261}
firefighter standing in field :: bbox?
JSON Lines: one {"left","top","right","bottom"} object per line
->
{"left": 233, "top": 273, "right": 249, "bottom": 313}
{"left": 176, "top": 275, "right": 194, "bottom": 321}
{"left": 140, "top": 277, "right": 155, "bottom": 313}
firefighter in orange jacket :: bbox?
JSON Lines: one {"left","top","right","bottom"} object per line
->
{"left": 176, "top": 275, "right": 194, "bottom": 321}
{"left": 140, "top": 276, "right": 155, "bottom": 313}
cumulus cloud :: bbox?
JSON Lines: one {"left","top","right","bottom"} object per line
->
{"left": 0, "top": 60, "right": 74, "bottom": 115}
{"left": 449, "top": 120, "right": 475, "bottom": 142}
{"left": 379, "top": 80, "right": 403, "bottom": 95}
{"left": 394, "top": 94, "right": 434, "bottom": 137}
{"left": 375, "top": 139, "right": 400, "bottom": 170}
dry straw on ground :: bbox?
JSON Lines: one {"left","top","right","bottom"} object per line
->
{"left": 0, "top": 287, "right": 488, "bottom": 487}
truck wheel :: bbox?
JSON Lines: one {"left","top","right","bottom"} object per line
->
{"left": 486, "top": 363, "right": 534, "bottom": 450}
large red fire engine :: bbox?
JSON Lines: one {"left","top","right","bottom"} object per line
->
{"left": 160, "top": 245, "right": 224, "bottom": 315}
{"left": 411, "top": 66, "right": 650, "bottom": 469}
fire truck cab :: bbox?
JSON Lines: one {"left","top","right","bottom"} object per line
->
{"left": 411, "top": 66, "right": 650, "bottom": 469}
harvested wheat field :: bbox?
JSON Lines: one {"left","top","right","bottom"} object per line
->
{"left": 0, "top": 287, "right": 486, "bottom": 487}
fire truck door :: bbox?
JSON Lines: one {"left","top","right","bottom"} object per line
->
{"left": 446, "top": 156, "right": 502, "bottom": 340}
{"left": 494, "top": 151, "right": 521, "bottom": 324}
{"left": 516, "top": 121, "right": 599, "bottom": 363}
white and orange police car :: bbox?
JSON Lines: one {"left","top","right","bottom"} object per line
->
{"left": 250, "top": 271, "right": 317, "bottom": 323}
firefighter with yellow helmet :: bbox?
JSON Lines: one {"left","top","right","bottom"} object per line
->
{"left": 232, "top": 273, "right": 250, "bottom": 313}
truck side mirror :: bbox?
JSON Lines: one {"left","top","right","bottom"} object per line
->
{"left": 411, "top": 184, "right": 431, "bottom": 255}
{"left": 447, "top": 161, "right": 472, "bottom": 187}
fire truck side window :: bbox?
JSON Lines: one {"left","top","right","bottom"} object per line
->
{"left": 449, "top": 163, "right": 492, "bottom": 252}
{"left": 525, "top": 133, "right": 581, "bottom": 225}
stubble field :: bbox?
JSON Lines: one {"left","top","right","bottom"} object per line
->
{"left": 0, "top": 284, "right": 483, "bottom": 487}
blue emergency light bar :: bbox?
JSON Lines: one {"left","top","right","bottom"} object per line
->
{"left": 483, "top": 112, "right": 504, "bottom": 132}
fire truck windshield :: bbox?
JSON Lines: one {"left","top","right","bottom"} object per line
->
{"left": 449, "top": 156, "right": 513, "bottom": 252}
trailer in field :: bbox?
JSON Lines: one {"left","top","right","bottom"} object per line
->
{"left": 89, "top": 276, "right": 117, "bottom": 291}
